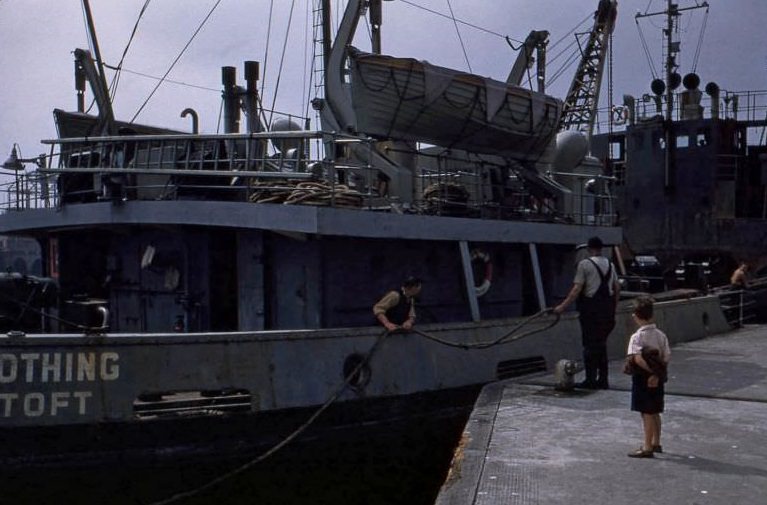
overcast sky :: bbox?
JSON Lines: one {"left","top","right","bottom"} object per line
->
{"left": 1, "top": 0, "right": 765, "bottom": 165}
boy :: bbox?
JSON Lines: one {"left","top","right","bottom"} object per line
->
{"left": 625, "top": 296, "right": 670, "bottom": 458}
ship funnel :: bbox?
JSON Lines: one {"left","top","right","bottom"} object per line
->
{"left": 683, "top": 73, "right": 700, "bottom": 90}
{"left": 222, "top": 66, "right": 240, "bottom": 133}
{"left": 680, "top": 73, "right": 703, "bottom": 120}
{"left": 668, "top": 72, "right": 682, "bottom": 90}
{"left": 705, "top": 82, "right": 720, "bottom": 119}
{"left": 651, "top": 79, "right": 665, "bottom": 96}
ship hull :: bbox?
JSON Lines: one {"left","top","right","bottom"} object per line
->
{"left": 0, "top": 294, "right": 728, "bottom": 469}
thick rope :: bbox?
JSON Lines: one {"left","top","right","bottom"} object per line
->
{"left": 150, "top": 329, "right": 390, "bottom": 505}
{"left": 0, "top": 285, "right": 90, "bottom": 332}
{"left": 414, "top": 308, "right": 560, "bottom": 350}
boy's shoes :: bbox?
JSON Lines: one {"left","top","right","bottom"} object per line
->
{"left": 652, "top": 445, "right": 663, "bottom": 453}
{"left": 628, "top": 447, "right": 655, "bottom": 458}
{"left": 628, "top": 448, "right": 654, "bottom": 458}
{"left": 575, "top": 381, "right": 599, "bottom": 389}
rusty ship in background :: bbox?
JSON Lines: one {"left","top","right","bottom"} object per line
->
{"left": 586, "top": 1, "right": 767, "bottom": 299}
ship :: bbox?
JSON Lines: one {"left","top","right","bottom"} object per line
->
{"left": 585, "top": 1, "right": 767, "bottom": 303}
{"left": 0, "top": 0, "right": 735, "bottom": 501}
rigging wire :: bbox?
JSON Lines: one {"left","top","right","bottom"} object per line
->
{"left": 108, "top": 0, "right": 152, "bottom": 103}
{"left": 261, "top": 0, "right": 275, "bottom": 99}
{"left": 302, "top": 0, "right": 310, "bottom": 121}
{"left": 216, "top": 96, "right": 224, "bottom": 134}
{"left": 305, "top": 1, "right": 322, "bottom": 121}
{"left": 445, "top": 0, "right": 472, "bottom": 73}
{"left": 79, "top": 1, "right": 97, "bottom": 114}
{"left": 534, "top": 39, "right": 580, "bottom": 82}
{"left": 529, "top": 11, "right": 593, "bottom": 90}
{"left": 547, "top": 50, "right": 581, "bottom": 86}
{"left": 607, "top": 30, "right": 614, "bottom": 136}
{"left": 267, "top": 0, "right": 297, "bottom": 128}
{"left": 691, "top": 6, "right": 709, "bottom": 73}
{"left": 545, "top": 11, "right": 593, "bottom": 54}
{"left": 363, "top": 8, "right": 373, "bottom": 42}
{"left": 397, "top": 0, "right": 520, "bottom": 43}
{"left": 635, "top": 18, "right": 658, "bottom": 80}
{"left": 102, "top": 64, "right": 220, "bottom": 93}
{"left": 130, "top": 0, "right": 222, "bottom": 124}
{"left": 148, "top": 330, "right": 391, "bottom": 505}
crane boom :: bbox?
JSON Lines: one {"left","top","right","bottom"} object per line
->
{"left": 506, "top": 30, "right": 549, "bottom": 92}
{"left": 558, "top": 0, "right": 618, "bottom": 137}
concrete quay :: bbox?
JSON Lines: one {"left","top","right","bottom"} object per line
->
{"left": 435, "top": 324, "right": 767, "bottom": 505}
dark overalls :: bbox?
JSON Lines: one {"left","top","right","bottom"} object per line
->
{"left": 385, "top": 289, "right": 413, "bottom": 325}
{"left": 577, "top": 259, "right": 616, "bottom": 387}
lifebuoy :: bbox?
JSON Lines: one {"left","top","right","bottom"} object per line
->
{"left": 471, "top": 249, "right": 493, "bottom": 297}
{"left": 611, "top": 105, "right": 628, "bottom": 125}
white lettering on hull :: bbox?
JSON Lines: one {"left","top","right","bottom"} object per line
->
{"left": 0, "top": 351, "right": 118, "bottom": 419}
{"left": 0, "top": 391, "right": 92, "bottom": 418}
{"left": 0, "top": 352, "right": 119, "bottom": 384}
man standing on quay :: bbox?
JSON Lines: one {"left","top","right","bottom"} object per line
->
{"left": 554, "top": 237, "right": 620, "bottom": 389}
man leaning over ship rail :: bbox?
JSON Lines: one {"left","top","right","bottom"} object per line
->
{"left": 373, "top": 276, "right": 422, "bottom": 332}
{"left": 553, "top": 237, "right": 620, "bottom": 389}
{"left": 730, "top": 262, "right": 750, "bottom": 289}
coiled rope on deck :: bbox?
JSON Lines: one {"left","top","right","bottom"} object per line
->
{"left": 150, "top": 329, "right": 390, "bottom": 505}
{"left": 249, "top": 180, "right": 364, "bottom": 208}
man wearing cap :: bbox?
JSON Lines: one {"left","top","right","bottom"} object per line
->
{"left": 554, "top": 237, "right": 620, "bottom": 389}
{"left": 373, "top": 276, "right": 422, "bottom": 332}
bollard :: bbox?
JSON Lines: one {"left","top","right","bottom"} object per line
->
{"left": 554, "top": 359, "right": 582, "bottom": 392}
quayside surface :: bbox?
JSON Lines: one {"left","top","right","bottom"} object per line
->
{"left": 436, "top": 324, "right": 767, "bottom": 505}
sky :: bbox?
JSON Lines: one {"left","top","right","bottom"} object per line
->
{"left": 0, "top": 0, "right": 765, "bottom": 166}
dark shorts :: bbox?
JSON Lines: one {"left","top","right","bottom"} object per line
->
{"left": 631, "top": 374, "right": 665, "bottom": 414}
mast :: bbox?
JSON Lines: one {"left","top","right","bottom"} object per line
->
{"left": 634, "top": 1, "right": 709, "bottom": 121}
{"left": 664, "top": 0, "right": 675, "bottom": 122}
{"left": 635, "top": 1, "right": 708, "bottom": 190}
{"left": 81, "top": 0, "right": 115, "bottom": 134}
{"left": 321, "top": 0, "right": 332, "bottom": 72}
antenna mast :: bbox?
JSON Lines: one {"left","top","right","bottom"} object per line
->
{"left": 635, "top": 1, "right": 709, "bottom": 120}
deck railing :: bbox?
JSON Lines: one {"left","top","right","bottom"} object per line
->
{"left": 0, "top": 130, "right": 616, "bottom": 226}
{"left": 591, "top": 89, "right": 767, "bottom": 134}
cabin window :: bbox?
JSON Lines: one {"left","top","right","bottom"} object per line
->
{"left": 609, "top": 140, "right": 624, "bottom": 161}
{"left": 676, "top": 135, "right": 689, "bottom": 149}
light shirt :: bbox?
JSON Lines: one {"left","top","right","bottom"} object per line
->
{"left": 372, "top": 290, "right": 415, "bottom": 319}
{"left": 627, "top": 323, "right": 671, "bottom": 363}
{"left": 573, "top": 255, "right": 618, "bottom": 297}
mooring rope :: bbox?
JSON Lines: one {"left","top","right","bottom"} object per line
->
{"left": 414, "top": 308, "right": 560, "bottom": 349}
{"left": 0, "top": 284, "right": 90, "bottom": 332}
{"left": 149, "top": 329, "right": 390, "bottom": 505}
{"left": 148, "top": 307, "right": 561, "bottom": 503}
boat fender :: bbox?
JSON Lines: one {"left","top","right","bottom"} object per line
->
{"left": 471, "top": 249, "right": 493, "bottom": 297}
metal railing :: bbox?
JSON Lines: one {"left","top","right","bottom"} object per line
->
{"left": 715, "top": 277, "right": 767, "bottom": 327}
{"left": 0, "top": 130, "right": 616, "bottom": 227}
{"left": 592, "top": 89, "right": 767, "bottom": 134}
